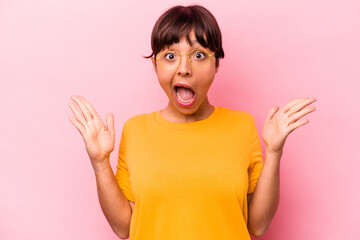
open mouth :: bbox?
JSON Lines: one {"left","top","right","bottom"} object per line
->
{"left": 173, "top": 84, "right": 196, "bottom": 106}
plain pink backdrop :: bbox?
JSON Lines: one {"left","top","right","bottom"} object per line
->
{"left": 1, "top": 0, "right": 359, "bottom": 239}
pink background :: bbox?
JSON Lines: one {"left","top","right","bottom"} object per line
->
{"left": 1, "top": 0, "right": 359, "bottom": 239}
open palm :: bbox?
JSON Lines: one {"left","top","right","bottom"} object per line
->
{"left": 262, "top": 97, "right": 317, "bottom": 154}
{"left": 68, "top": 96, "right": 115, "bottom": 168}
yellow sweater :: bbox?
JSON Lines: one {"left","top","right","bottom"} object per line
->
{"left": 115, "top": 106, "right": 264, "bottom": 239}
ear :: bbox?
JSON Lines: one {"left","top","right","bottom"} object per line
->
{"left": 213, "top": 57, "right": 220, "bottom": 74}
{"left": 151, "top": 57, "right": 157, "bottom": 72}
{"left": 215, "top": 62, "right": 219, "bottom": 74}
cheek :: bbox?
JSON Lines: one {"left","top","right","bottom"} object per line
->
{"left": 157, "top": 72, "right": 173, "bottom": 92}
{"left": 200, "top": 71, "right": 215, "bottom": 87}
{"left": 197, "top": 74, "right": 215, "bottom": 96}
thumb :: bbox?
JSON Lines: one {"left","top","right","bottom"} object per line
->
{"left": 106, "top": 113, "right": 115, "bottom": 133}
{"left": 266, "top": 105, "right": 279, "bottom": 121}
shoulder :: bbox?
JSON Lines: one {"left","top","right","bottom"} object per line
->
{"left": 217, "top": 106, "right": 255, "bottom": 124}
{"left": 123, "top": 111, "right": 155, "bottom": 130}
{"left": 125, "top": 113, "right": 151, "bottom": 125}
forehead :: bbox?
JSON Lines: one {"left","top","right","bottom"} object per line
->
{"left": 162, "top": 32, "right": 207, "bottom": 51}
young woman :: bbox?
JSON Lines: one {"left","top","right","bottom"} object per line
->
{"left": 68, "top": 5, "right": 316, "bottom": 240}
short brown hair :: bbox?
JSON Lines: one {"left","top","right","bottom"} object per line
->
{"left": 144, "top": 5, "right": 225, "bottom": 68}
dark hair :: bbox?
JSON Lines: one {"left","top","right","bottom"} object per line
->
{"left": 144, "top": 5, "right": 225, "bottom": 68}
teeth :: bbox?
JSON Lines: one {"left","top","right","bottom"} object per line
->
{"left": 176, "top": 91, "right": 194, "bottom": 103}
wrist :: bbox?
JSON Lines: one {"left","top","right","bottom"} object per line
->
{"left": 92, "top": 159, "right": 112, "bottom": 174}
{"left": 266, "top": 148, "right": 283, "bottom": 157}
{"left": 265, "top": 148, "right": 282, "bottom": 168}
{"left": 266, "top": 146, "right": 283, "bottom": 154}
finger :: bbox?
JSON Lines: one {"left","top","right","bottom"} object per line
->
{"left": 77, "top": 96, "right": 101, "bottom": 120}
{"left": 266, "top": 105, "right": 279, "bottom": 121}
{"left": 106, "top": 113, "right": 115, "bottom": 133}
{"left": 281, "top": 97, "right": 307, "bottom": 113}
{"left": 288, "top": 118, "right": 309, "bottom": 134}
{"left": 68, "top": 115, "right": 86, "bottom": 136}
{"left": 288, "top": 106, "right": 316, "bottom": 125}
{"left": 286, "top": 97, "right": 316, "bottom": 117}
{"left": 71, "top": 96, "right": 93, "bottom": 122}
{"left": 68, "top": 102, "right": 87, "bottom": 129}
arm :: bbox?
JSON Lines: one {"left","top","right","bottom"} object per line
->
{"left": 94, "top": 161, "right": 133, "bottom": 239}
{"left": 129, "top": 201, "right": 135, "bottom": 212}
{"left": 247, "top": 149, "right": 281, "bottom": 237}
{"left": 68, "top": 96, "right": 134, "bottom": 239}
{"left": 247, "top": 193, "right": 253, "bottom": 209}
{"left": 247, "top": 97, "right": 316, "bottom": 237}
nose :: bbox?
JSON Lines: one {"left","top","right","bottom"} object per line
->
{"left": 177, "top": 53, "right": 192, "bottom": 76}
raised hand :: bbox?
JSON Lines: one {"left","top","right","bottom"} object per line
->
{"left": 68, "top": 95, "right": 115, "bottom": 171}
{"left": 262, "top": 97, "right": 317, "bottom": 154}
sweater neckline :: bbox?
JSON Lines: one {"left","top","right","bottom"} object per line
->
{"left": 153, "top": 106, "right": 220, "bottom": 130}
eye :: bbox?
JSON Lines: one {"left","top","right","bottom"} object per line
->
{"left": 193, "top": 51, "right": 206, "bottom": 60}
{"left": 164, "top": 52, "right": 177, "bottom": 61}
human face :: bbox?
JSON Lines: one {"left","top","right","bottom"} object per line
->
{"left": 151, "top": 31, "right": 219, "bottom": 120}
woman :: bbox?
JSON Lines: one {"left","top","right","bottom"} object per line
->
{"left": 68, "top": 5, "right": 316, "bottom": 240}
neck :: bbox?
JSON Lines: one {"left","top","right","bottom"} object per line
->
{"left": 161, "top": 97, "right": 214, "bottom": 123}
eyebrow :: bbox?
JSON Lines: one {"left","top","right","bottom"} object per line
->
{"left": 163, "top": 39, "right": 203, "bottom": 52}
